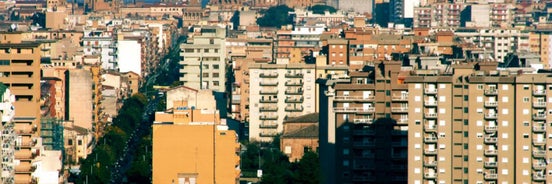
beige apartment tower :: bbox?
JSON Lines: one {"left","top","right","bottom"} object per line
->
{"left": 0, "top": 32, "right": 42, "bottom": 183}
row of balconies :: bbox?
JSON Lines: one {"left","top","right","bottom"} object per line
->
{"left": 285, "top": 73, "right": 303, "bottom": 78}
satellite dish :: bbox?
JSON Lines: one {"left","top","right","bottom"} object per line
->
{"left": 10, "top": 24, "right": 16, "bottom": 31}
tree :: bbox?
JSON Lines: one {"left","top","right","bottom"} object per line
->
{"left": 256, "top": 5, "right": 293, "bottom": 28}
{"left": 310, "top": 5, "right": 337, "bottom": 14}
{"left": 292, "top": 151, "right": 320, "bottom": 184}
{"left": 31, "top": 12, "right": 46, "bottom": 27}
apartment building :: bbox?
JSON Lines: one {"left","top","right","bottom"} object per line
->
{"left": 180, "top": 26, "right": 227, "bottom": 93}
{"left": 82, "top": 30, "right": 118, "bottom": 70}
{"left": 404, "top": 62, "right": 552, "bottom": 184}
{"left": 413, "top": 3, "right": 464, "bottom": 28}
{"left": 274, "top": 25, "right": 325, "bottom": 64}
{"left": 0, "top": 32, "right": 42, "bottom": 183}
{"left": 529, "top": 30, "right": 552, "bottom": 68}
{"left": 0, "top": 84, "right": 15, "bottom": 184}
{"left": 153, "top": 100, "right": 240, "bottom": 184}
{"left": 318, "top": 61, "right": 409, "bottom": 184}
{"left": 248, "top": 63, "right": 316, "bottom": 142}
{"left": 455, "top": 28, "right": 530, "bottom": 62}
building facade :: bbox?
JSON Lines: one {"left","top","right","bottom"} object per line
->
{"left": 0, "top": 84, "right": 15, "bottom": 184}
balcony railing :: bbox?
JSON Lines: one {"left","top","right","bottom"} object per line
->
{"left": 285, "top": 73, "right": 303, "bottom": 78}
{"left": 484, "top": 161, "right": 497, "bottom": 168}
{"left": 533, "top": 126, "right": 546, "bottom": 132}
{"left": 533, "top": 139, "right": 546, "bottom": 145}
{"left": 259, "top": 115, "right": 278, "bottom": 120}
{"left": 424, "top": 89, "right": 437, "bottom": 94}
{"left": 285, "top": 89, "right": 303, "bottom": 95}
{"left": 259, "top": 81, "right": 278, "bottom": 86}
{"left": 484, "top": 101, "right": 498, "bottom": 107}
{"left": 484, "top": 89, "right": 498, "bottom": 95}
{"left": 484, "top": 113, "right": 497, "bottom": 119}
{"left": 534, "top": 90, "right": 546, "bottom": 96}
{"left": 284, "top": 81, "right": 303, "bottom": 86}
{"left": 259, "top": 89, "right": 278, "bottom": 95}
{"left": 424, "top": 101, "right": 437, "bottom": 106}
{"left": 425, "top": 125, "right": 437, "bottom": 132}
{"left": 259, "top": 131, "right": 278, "bottom": 137}
{"left": 334, "top": 96, "right": 375, "bottom": 102}
{"left": 259, "top": 73, "right": 278, "bottom": 78}
{"left": 259, "top": 123, "right": 278, "bottom": 129}
{"left": 533, "top": 162, "right": 547, "bottom": 170}
{"left": 533, "top": 102, "right": 547, "bottom": 108}
{"left": 484, "top": 137, "right": 497, "bottom": 144}
{"left": 285, "top": 97, "right": 303, "bottom": 103}
{"left": 391, "top": 95, "right": 408, "bottom": 101}
{"left": 485, "top": 126, "right": 497, "bottom": 133}
{"left": 391, "top": 107, "right": 408, "bottom": 113}
{"left": 533, "top": 173, "right": 546, "bottom": 181}
{"left": 424, "top": 150, "right": 437, "bottom": 155}
{"left": 259, "top": 106, "right": 278, "bottom": 112}
{"left": 484, "top": 150, "right": 497, "bottom": 156}
{"left": 424, "top": 137, "right": 438, "bottom": 143}
{"left": 353, "top": 119, "right": 373, "bottom": 124}
{"left": 424, "top": 161, "right": 437, "bottom": 167}
{"left": 425, "top": 113, "right": 437, "bottom": 119}
{"left": 285, "top": 106, "right": 303, "bottom": 112}
{"left": 259, "top": 98, "right": 277, "bottom": 103}
{"left": 334, "top": 107, "right": 375, "bottom": 113}
{"left": 424, "top": 173, "right": 437, "bottom": 179}
{"left": 484, "top": 173, "right": 498, "bottom": 180}
{"left": 533, "top": 150, "right": 546, "bottom": 158}
{"left": 534, "top": 114, "right": 547, "bottom": 120}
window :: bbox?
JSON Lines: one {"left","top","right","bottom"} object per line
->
{"left": 68, "top": 139, "right": 73, "bottom": 145}
{"left": 213, "top": 81, "right": 219, "bottom": 86}
{"left": 0, "top": 60, "right": 9, "bottom": 65}
{"left": 213, "top": 64, "right": 219, "bottom": 69}
{"left": 78, "top": 140, "right": 82, "bottom": 146}
{"left": 343, "top": 149, "right": 349, "bottom": 155}
{"left": 477, "top": 84, "right": 483, "bottom": 90}
{"left": 464, "top": 143, "right": 468, "bottom": 149}
{"left": 523, "top": 97, "right": 529, "bottom": 102}
{"left": 203, "top": 64, "right": 209, "bottom": 69}
{"left": 202, "top": 73, "right": 209, "bottom": 77}
{"left": 343, "top": 160, "right": 349, "bottom": 166}
{"left": 204, "top": 49, "right": 209, "bottom": 53}
{"left": 214, "top": 49, "right": 219, "bottom": 53}
{"left": 213, "top": 73, "right": 219, "bottom": 78}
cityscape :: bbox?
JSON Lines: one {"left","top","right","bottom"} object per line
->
{"left": 1, "top": 0, "right": 552, "bottom": 184}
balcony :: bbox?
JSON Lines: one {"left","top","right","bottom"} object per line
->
{"left": 259, "top": 115, "right": 278, "bottom": 120}
{"left": 425, "top": 113, "right": 437, "bottom": 119}
{"left": 533, "top": 173, "right": 546, "bottom": 181}
{"left": 353, "top": 141, "right": 375, "bottom": 147}
{"left": 533, "top": 162, "right": 547, "bottom": 170}
{"left": 533, "top": 150, "right": 546, "bottom": 158}
{"left": 259, "top": 123, "right": 278, "bottom": 129}
{"left": 484, "top": 126, "right": 497, "bottom": 133}
{"left": 484, "top": 137, "right": 497, "bottom": 144}
{"left": 391, "top": 107, "right": 408, "bottom": 113}
{"left": 484, "top": 161, "right": 497, "bottom": 168}
{"left": 424, "top": 161, "right": 437, "bottom": 167}
{"left": 334, "top": 107, "right": 375, "bottom": 114}
{"left": 424, "top": 101, "right": 437, "bottom": 106}
{"left": 259, "top": 106, "right": 278, "bottom": 112}
{"left": 285, "top": 73, "right": 303, "bottom": 78}
{"left": 259, "top": 131, "right": 278, "bottom": 137}
{"left": 531, "top": 100, "right": 544, "bottom": 108}
{"left": 259, "top": 98, "right": 277, "bottom": 103}
{"left": 533, "top": 139, "right": 546, "bottom": 146}
{"left": 284, "top": 81, "right": 303, "bottom": 86}
{"left": 533, "top": 90, "right": 546, "bottom": 96}
{"left": 484, "top": 101, "right": 498, "bottom": 107}
{"left": 353, "top": 129, "right": 375, "bottom": 136}
{"left": 424, "top": 150, "right": 437, "bottom": 155}
{"left": 397, "top": 119, "right": 408, "bottom": 124}
{"left": 424, "top": 173, "right": 437, "bottom": 179}
{"left": 353, "top": 119, "right": 373, "bottom": 124}
{"left": 533, "top": 126, "right": 546, "bottom": 132}
{"left": 392, "top": 95, "right": 408, "bottom": 101}
{"left": 425, "top": 125, "right": 437, "bottom": 132}
{"left": 484, "top": 113, "right": 497, "bottom": 120}
{"left": 259, "top": 89, "right": 278, "bottom": 95}
{"left": 285, "top": 89, "right": 303, "bottom": 95}
{"left": 484, "top": 173, "right": 498, "bottom": 180}
{"left": 285, "top": 97, "right": 303, "bottom": 103}
{"left": 285, "top": 106, "right": 303, "bottom": 112}
{"left": 259, "top": 81, "right": 278, "bottom": 86}
{"left": 424, "top": 89, "right": 437, "bottom": 94}
{"left": 534, "top": 114, "right": 547, "bottom": 120}
{"left": 333, "top": 96, "right": 375, "bottom": 102}
{"left": 484, "top": 150, "right": 497, "bottom": 156}
{"left": 484, "top": 89, "right": 498, "bottom": 95}
{"left": 424, "top": 137, "right": 438, "bottom": 143}
{"left": 259, "top": 73, "right": 278, "bottom": 78}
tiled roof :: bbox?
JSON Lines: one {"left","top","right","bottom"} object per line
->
{"left": 284, "top": 113, "right": 319, "bottom": 123}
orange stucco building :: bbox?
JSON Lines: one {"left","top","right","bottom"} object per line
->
{"left": 152, "top": 100, "right": 240, "bottom": 184}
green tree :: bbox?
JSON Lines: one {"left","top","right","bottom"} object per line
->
{"left": 292, "top": 151, "right": 320, "bottom": 184}
{"left": 310, "top": 5, "right": 337, "bottom": 14}
{"left": 256, "top": 5, "right": 293, "bottom": 28}
{"left": 261, "top": 149, "right": 292, "bottom": 184}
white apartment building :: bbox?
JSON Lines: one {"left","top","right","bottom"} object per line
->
{"left": 248, "top": 63, "right": 316, "bottom": 142}
{"left": 180, "top": 26, "right": 227, "bottom": 93}
{"left": 455, "top": 28, "right": 530, "bottom": 62}
{"left": 0, "top": 85, "right": 15, "bottom": 184}
{"left": 117, "top": 39, "right": 142, "bottom": 76}
{"left": 82, "top": 30, "right": 118, "bottom": 70}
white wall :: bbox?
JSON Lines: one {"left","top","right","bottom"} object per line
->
{"left": 117, "top": 40, "right": 142, "bottom": 76}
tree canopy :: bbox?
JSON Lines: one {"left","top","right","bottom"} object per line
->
{"left": 256, "top": 5, "right": 294, "bottom": 28}
{"left": 310, "top": 5, "right": 337, "bottom": 14}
